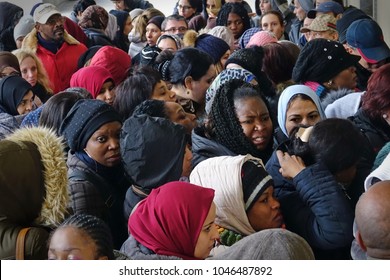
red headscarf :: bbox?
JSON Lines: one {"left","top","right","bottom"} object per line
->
{"left": 70, "top": 66, "right": 113, "bottom": 99}
{"left": 129, "top": 181, "right": 215, "bottom": 260}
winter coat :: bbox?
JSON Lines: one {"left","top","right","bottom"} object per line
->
{"left": 67, "top": 152, "right": 128, "bottom": 249}
{"left": 0, "top": 112, "right": 18, "bottom": 140}
{"left": 323, "top": 91, "right": 363, "bottom": 119}
{"left": 0, "top": 127, "right": 68, "bottom": 259}
{"left": 191, "top": 126, "right": 236, "bottom": 168}
{"left": 21, "top": 29, "right": 87, "bottom": 94}
{"left": 265, "top": 152, "right": 355, "bottom": 259}
{"left": 82, "top": 28, "right": 113, "bottom": 48}
{"left": 0, "top": 2, "right": 23, "bottom": 51}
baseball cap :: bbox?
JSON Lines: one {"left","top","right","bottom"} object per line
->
{"left": 301, "top": 14, "right": 337, "bottom": 33}
{"left": 346, "top": 18, "right": 390, "bottom": 63}
{"left": 307, "top": 1, "right": 344, "bottom": 19}
{"left": 33, "top": 3, "right": 61, "bottom": 24}
{"left": 336, "top": 7, "right": 370, "bottom": 44}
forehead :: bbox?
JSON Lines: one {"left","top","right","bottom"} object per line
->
{"left": 227, "top": 12, "right": 241, "bottom": 20}
{"left": 262, "top": 14, "right": 280, "bottom": 22}
{"left": 166, "top": 19, "right": 187, "bottom": 28}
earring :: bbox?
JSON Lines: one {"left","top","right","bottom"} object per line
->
{"left": 327, "top": 80, "right": 333, "bottom": 87}
{"left": 186, "top": 90, "right": 191, "bottom": 95}
{"left": 383, "top": 114, "right": 388, "bottom": 119}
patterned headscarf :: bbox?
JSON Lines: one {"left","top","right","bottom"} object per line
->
{"left": 78, "top": 5, "right": 109, "bottom": 30}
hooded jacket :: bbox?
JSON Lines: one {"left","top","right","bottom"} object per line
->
{"left": 0, "top": 2, "right": 23, "bottom": 51}
{"left": 21, "top": 29, "right": 87, "bottom": 94}
{"left": 0, "top": 127, "right": 68, "bottom": 259}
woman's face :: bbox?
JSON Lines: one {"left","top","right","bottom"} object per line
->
{"left": 293, "top": 0, "right": 307, "bottom": 21}
{"left": 188, "top": 64, "right": 216, "bottom": 104}
{"left": 113, "top": 0, "right": 126, "bottom": 11}
{"left": 48, "top": 227, "right": 107, "bottom": 260}
{"left": 85, "top": 121, "right": 122, "bottom": 167}
{"left": 96, "top": 80, "right": 116, "bottom": 106}
{"left": 259, "top": 0, "right": 272, "bottom": 14}
{"left": 331, "top": 66, "right": 357, "bottom": 90}
{"left": 193, "top": 202, "right": 219, "bottom": 259}
{"left": 17, "top": 90, "right": 34, "bottom": 115}
{"left": 123, "top": 16, "right": 133, "bottom": 36}
{"left": 146, "top": 23, "right": 162, "bottom": 46}
{"left": 227, "top": 12, "right": 245, "bottom": 39}
{"left": 151, "top": 80, "right": 177, "bottom": 102}
{"left": 206, "top": 0, "right": 221, "bottom": 17}
{"left": 234, "top": 96, "right": 273, "bottom": 151}
{"left": 157, "top": 37, "right": 178, "bottom": 53}
{"left": 247, "top": 186, "right": 283, "bottom": 231}
{"left": 178, "top": 0, "right": 196, "bottom": 19}
{"left": 165, "top": 101, "right": 197, "bottom": 134}
{"left": 261, "top": 14, "right": 284, "bottom": 40}
{"left": 285, "top": 97, "right": 321, "bottom": 136}
{"left": 20, "top": 56, "right": 38, "bottom": 87}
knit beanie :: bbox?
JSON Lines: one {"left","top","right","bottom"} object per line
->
{"left": 225, "top": 46, "right": 265, "bottom": 81}
{"left": 129, "top": 8, "right": 143, "bottom": 22}
{"left": 296, "top": 0, "right": 314, "bottom": 14}
{"left": 147, "top": 15, "right": 165, "bottom": 30}
{"left": 13, "top": 15, "right": 35, "bottom": 41}
{"left": 194, "top": 34, "right": 230, "bottom": 64}
{"left": 239, "top": 27, "right": 261, "bottom": 49}
{"left": 292, "top": 39, "right": 360, "bottom": 84}
{"left": 241, "top": 159, "right": 273, "bottom": 211}
{"left": 59, "top": 99, "right": 122, "bottom": 151}
{"left": 247, "top": 31, "right": 278, "bottom": 48}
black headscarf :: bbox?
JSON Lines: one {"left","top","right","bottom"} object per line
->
{"left": 0, "top": 75, "right": 32, "bottom": 115}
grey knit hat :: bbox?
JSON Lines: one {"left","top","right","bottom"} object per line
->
{"left": 13, "top": 15, "right": 35, "bottom": 41}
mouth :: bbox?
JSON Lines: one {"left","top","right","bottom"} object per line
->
{"left": 273, "top": 212, "right": 284, "bottom": 225}
{"left": 252, "top": 135, "right": 268, "bottom": 147}
{"left": 107, "top": 154, "right": 121, "bottom": 162}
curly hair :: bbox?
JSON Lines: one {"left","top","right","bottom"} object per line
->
{"left": 216, "top": 2, "right": 251, "bottom": 38}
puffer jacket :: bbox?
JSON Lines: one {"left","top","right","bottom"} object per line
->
{"left": 21, "top": 29, "right": 87, "bottom": 94}
{"left": 0, "top": 127, "right": 68, "bottom": 259}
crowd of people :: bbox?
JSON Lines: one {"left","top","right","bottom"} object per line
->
{"left": 1, "top": 0, "right": 390, "bottom": 261}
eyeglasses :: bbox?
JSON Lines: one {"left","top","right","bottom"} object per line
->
{"left": 46, "top": 15, "right": 65, "bottom": 26}
{"left": 164, "top": 27, "right": 188, "bottom": 33}
{"left": 178, "top": 4, "right": 192, "bottom": 11}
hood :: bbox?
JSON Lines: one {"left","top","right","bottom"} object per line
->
{"left": 321, "top": 88, "right": 356, "bottom": 110}
{"left": 6, "top": 126, "right": 69, "bottom": 227}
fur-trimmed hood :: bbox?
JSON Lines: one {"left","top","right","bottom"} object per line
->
{"left": 5, "top": 126, "right": 69, "bottom": 227}
{"left": 22, "top": 28, "right": 81, "bottom": 53}
{"left": 321, "top": 88, "right": 356, "bottom": 110}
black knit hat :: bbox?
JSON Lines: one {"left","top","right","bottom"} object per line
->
{"left": 292, "top": 39, "right": 360, "bottom": 84}
{"left": 241, "top": 159, "right": 273, "bottom": 211}
{"left": 59, "top": 99, "right": 122, "bottom": 151}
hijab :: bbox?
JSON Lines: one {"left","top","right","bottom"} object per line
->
{"left": 129, "top": 181, "right": 215, "bottom": 260}
{"left": 0, "top": 75, "right": 32, "bottom": 115}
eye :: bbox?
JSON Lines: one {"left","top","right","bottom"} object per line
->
{"left": 96, "top": 136, "right": 107, "bottom": 143}
{"left": 261, "top": 115, "right": 270, "bottom": 122}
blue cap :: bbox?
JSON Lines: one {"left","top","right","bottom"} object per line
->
{"left": 307, "top": 2, "right": 344, "bottom": 19}
{"left": 346, "top": 18, "right": 390, "bottom": 63}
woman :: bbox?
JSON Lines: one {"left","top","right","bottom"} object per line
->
{"left": 0, "top": 126, "right": 68, "bottom": 259}
{"left": 156, "top": 34, "right": 183, "bottom": 53}
{"left": 266, "top": 118, "right": 369, "bottom": 259}
{"left": 216, "top": 3, "right": 251, "bottom": 49}
{"left": 176, "top": 0, "right": 202, "bottom": 22}
{"left": 292, "top": 38, "right": 360, "bottom": 100}
{"left": 275, "top": 84, "right": 326, "bottom": 146}
{"left": 48, "top": 214, "right": 115, "bottom": 260}
{"left": 120, "top": 114, "right": 188, "bottom": 217}
{"left": 70, "top": 65, "right": 116, "bottom": 106}
{"left": 109, "top": 10, "right": 133, "bottom": 52}
{"left": 59, "top": 99, "right": 128, "bottom": 249}
{"left": 145, "top": 16, "right": 164, "bottom": 47}
{"left": 114, "top": 66, "right": 176, "bottom": 120}
{"left": 0, "top": 51, "right": 20, "bottom": 77}
{"left": 190, "top": 155, "right": 283, "bottom": 251}
{"left": 183, "top": 31, "right": 231, "bottom": 75}
{"left": 192, "top": 79, "right": 274, "bottom": 167}
{"left": 13, "top": 49, "right": 52, "bottom": 104}
{"left": 120, "top": 181, "right": 219, "bottom": 260}
{"left": 78, "top": 5, "right": 113, "bottom": 47}
{"left": 162, "top": 47, "right": 215, "bottom": 117}
{"left": 202, "top": 0, "right": 223, "bottom": 29}
{"left": 0, "top": 75, "right": 35, "bottom": 116}
{"left": 260, "top": 10, "right": 288, "bottom": 40}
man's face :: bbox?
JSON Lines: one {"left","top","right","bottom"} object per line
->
{"left": 36, "top": 14, "right": 65, "bottom": 42}
{"left": 163, "top": 19, "right": 188, "bottom": 36}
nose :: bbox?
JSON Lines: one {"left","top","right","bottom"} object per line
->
{"left": 105, "top": 90, "right": 115, "bottom": 102}
{"left": 270, "top": 196, "right": 280, "bottom": 209}
{"left": 108, "top": 138, "right": 120, "bottom": 150}
{"left": 169, "top": 90, "right": 176, "bottom": 100}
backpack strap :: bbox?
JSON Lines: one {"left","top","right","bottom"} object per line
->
{"left": 16, "top": 227, "right": 31, "bottom": 260}
{"left": 69, "top": 169, "right": 114, "bottom": 208}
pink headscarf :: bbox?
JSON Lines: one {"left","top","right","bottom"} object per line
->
{"left": 129, "top": 181, "right": 215, "bottom": 260}
{"left": 90, "top": 46, "right": 131, "bottom": 85}
{"left": 70, "top": 66, "right": 113, "bottom": 99}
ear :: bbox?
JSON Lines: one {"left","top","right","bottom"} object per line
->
{"left": 356, "top": 230, "right": 367, "bottom": 252}
{"left": 35, "top": 23, "right": 41, "bottom": 32}
{"left": 343, "top": 44, "right": 354, "bottom": 54}
{"left": 184, "top": 76, "right": 193, "bottom": 90}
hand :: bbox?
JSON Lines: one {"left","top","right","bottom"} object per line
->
{"left": 276, "top": 150, "right": 306, "bottom": 179}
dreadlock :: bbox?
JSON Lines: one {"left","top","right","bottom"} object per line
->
{"left": 207, "top": 79, "right": 273, "bottom": 160}
{"left": 51, "top": 214, "right": 115, "bottom": 260}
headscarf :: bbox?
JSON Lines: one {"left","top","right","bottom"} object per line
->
{"left": 277, "top": 84, "right": 326, "bottom": 137}
{"left": 0, "top": 75, "right": 32, "bottom": 116}
{"left": 78, "top": 5, "right": 109, "bottom": 30}
{"left": 129, "top": 181, "right": 215, "bottom": 260}
{"left": 0, "top": 51, "right": 21, "bottom": 73}
{"left": 70, "top": 66, "right": 113, "bottom": 99}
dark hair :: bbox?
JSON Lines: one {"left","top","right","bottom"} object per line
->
{"left": 73, "top": 0, "right": 96, "bottom": 14}
{"left": 49, "top": 214, "right": 115, "bottom": 260}
{"left": 206, "top": 79, "right": 273, "bottom": 158}
{"left": 161, "top": 14, "right": 188, "bottom": 31}
{"left": 260, "top": 10, "right": 284, "bottom": 27}
{"left": 113, "top": 66, "right": 162, "bottom": 120}
{"left": 290, "top": 118, "right": 364, "bottom": 174}
{"left": 262, "top": 42, "right": 295, "bottom": 85}
{"left": 39, "top": 91, "right": 85, "bottom": 135}
{"left": 168, "top": 47, "right": 214, "bottom": 85}
{"left": 186, "top": 0, "right": 203, "bottom": 13}
{"left": 132, "top": 99, "right": 168, "bottom": 118}
{"left": 361, "top": 64, "right": 390, "bottom": 122}
{"left": 216, "top": 3, "right": 251, "bottom": 37}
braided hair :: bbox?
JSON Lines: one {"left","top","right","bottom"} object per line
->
{"left": 206, "top": 79, "right": 273, "bottom": 160}
{"left": 52, "top": 214, "right": 115, "bottom": 260}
